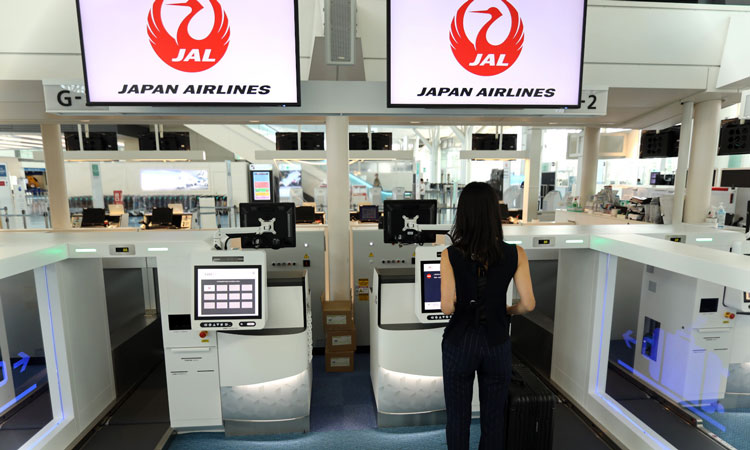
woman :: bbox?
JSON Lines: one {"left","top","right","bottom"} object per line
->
{"left": 441, "top": 182, "right": 536, "bottom": 450}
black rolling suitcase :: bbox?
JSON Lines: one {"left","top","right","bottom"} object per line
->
{"left": 505, "top": 363, "right": 557, "bottom": 450}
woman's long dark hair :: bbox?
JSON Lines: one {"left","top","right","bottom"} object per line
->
{"left": 449, "top": 182, "right": 505, "bottom": 265}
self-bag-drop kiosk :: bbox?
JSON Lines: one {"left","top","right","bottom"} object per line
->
{"left": 370, "top": 201, "right": 591, "bottom": 426}
{"left": 159, "top": 202, "right": 312, "bottom": 436}
{"left": 370, "top": 200, "right": 452, "bottom": 426}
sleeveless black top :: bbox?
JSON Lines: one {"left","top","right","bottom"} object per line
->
{"left": 444, "top": 242, "right": 518, "bottom": 347}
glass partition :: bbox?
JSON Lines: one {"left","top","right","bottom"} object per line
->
{"left": 0, "top": 270, "right": 56, "bottom": 449}
{"left": 602, "top": 254, "right": 750, "bottom": 449}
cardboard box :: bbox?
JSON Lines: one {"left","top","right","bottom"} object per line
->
{"left": 325, "top": 350, "right": 354, "bottom": 372}
{"left": 325, "top": 328, "right": 357, "bottom": 353}
{"left": 322, "top": 300, "right": 354, "bottom": 330}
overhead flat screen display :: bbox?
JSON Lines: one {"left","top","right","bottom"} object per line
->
{"left": 195, "top": 266, "right": 261, "bottom": 319}
{"left": 76, "top": 0, "right": 300, "bottom": 105}
{"left": 421, "top": 261, "right": 442, "bottom": 313}
{"left": 388, "top": 0, "right": 586, "bottom": 108}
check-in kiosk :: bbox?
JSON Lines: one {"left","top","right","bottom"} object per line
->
{"left": 160, "top": 202, "right": 312, "bottom": 435}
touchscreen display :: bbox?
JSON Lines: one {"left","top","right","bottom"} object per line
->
{"left": 253, "top": 172, "right": 272, "bottom": 201}
{"left": 421, "top": 261, "right": 442, "bottom": 312}
{"left": 195, "top": 266, "right": 261, "bottom": 319}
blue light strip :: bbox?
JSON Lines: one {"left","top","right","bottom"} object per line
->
{"left": 0, "top": 361, "right": 6, "bottom": 388}
{"left": 595, "top": 255, "right": 670, "bottom": 449}
{"left": 0, "top": 384, "right": 37, "bottom": 415}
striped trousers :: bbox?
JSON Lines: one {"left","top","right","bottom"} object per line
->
{"left": 442, "top": 327, "right": 512, "bottom": 450}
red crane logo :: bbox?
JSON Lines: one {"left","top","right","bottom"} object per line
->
{"left": 147, "top": 0, "right": 230, "bottom": 73}
{"left": 450, "top": 0, "right": 524, "bottom": 76}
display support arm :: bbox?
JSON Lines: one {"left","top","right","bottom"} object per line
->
{"left": 213, "top": 219, "right": 277, "bottom": 249}
{"left": 401, "top": 216, "right": 450, "bottom": 235}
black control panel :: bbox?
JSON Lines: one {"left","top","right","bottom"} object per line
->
{"left": 200, "top": 322, "right": 233, "bottom": 328}
{"left": 427, "top": 314, "right": 452, "bottom": 321}
{"left": 239, "top": 321, "right": 257, "bottom": 327}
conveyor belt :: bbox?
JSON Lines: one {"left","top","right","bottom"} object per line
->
{"left": 515, "top": 315, "right": 732, "bottom": 450}
{"left": 0, "top": 382, "right": 53, "bottom": 450}
{"left": 75, "top": 364, "right": 171, "bottom": 450}
{"left": 553, "top": 403, "right": 612, "bottom": 450}
{"left": 606, "top": 368, "right": 728, "bottom": 450}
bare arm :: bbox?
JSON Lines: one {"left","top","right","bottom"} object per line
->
{"left": 440, "top": 251, "right": 456, "bottom": 315}
{"left": 507, "top": 246, "right": 536, "bottom": 315}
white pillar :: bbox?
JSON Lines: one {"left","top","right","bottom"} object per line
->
{"left": 578, "top": 127, "right": 600, "bottom": 206}
{"left": 684, "top": 100, "right": 721, "bottom": 224}
{"left": 41, "top": 124, "right": 71, "bottom": 229}
{"left": 522, "top": 128, "right": 543, "bottom": 222}
{"left": 326, "top": 116, "right": 351, "bottom": 300}
{"left": 672, "top": 102, "right": 694, "bottom": 225}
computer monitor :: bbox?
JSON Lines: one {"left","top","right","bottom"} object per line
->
{"left": 251, "top": 170, "right": 274, "bottom": 202}
{"left": 359, "top": 205, "right": 379, "bottom": 223}
{"left": 194, "top": 265, "right": 262, "bottom": 320}
{"left": 239, "top": 202, "right": 296, "bottom": 249}
{"left": 420, "top": 261, "right": 442, "bottom": 313}
{"left": 541, "top": 172, "right": 555, "bottom": 186}
{"left": 499, "top": 203, "right": 511, "bottom": 222}
{"left": 152, "top": 207, "right": 174, "bottom": 227}
{"left": 81, "top": 208, "right": 106, "bottom": 227}
{"left": 295, "top": 205, "right": 316, "bottom": 224}
{"left": 383, "top": 200, "right": 438, "bottom": 244}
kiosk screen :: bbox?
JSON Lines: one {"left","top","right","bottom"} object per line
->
{"left": 253, "top": 171, "right": 272, "bottom": 201}
{"left": 195, "top": 266, "right": 262, "bottom": 319}
{"left": 421, "top": 261, "right": 442, "bottom": 312}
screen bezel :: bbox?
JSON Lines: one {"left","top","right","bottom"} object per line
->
{"left": 75, "top": 0, "right": 301, "bottom": 107}
{"left": 194, "top": 265, "right": 263, "bottom": 320}
{"left": 420, "top": 260, "right": 442, "bottom": 313}
{"left": 386, "top": 0, "right": 588, "bottom": 109}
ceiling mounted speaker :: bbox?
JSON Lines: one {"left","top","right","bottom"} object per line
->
{"left": 325, "top": 0, "right": 356, "bottom": 65}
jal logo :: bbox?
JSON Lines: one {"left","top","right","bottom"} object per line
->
{"left": 147, "top": 0, "right": 230, "bottom": 72}
{"left": 450, "top": 0, "right": 524, "bottom": 76}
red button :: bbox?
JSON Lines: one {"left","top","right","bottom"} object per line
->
{"left": 199, "top": 331, "right": 207, "bottom": 338}
{"left": 730, "top": 314, "right": 736, "bottom": 319}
